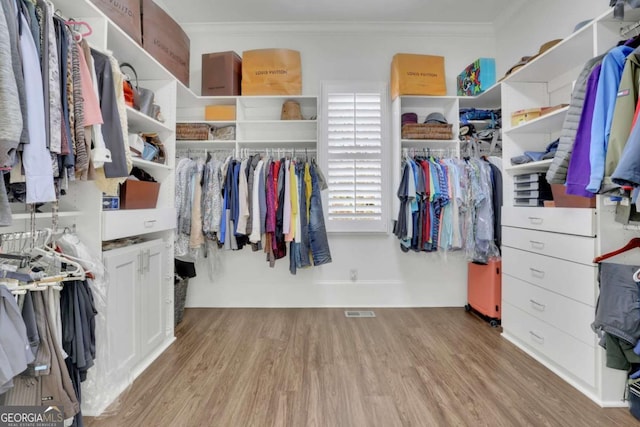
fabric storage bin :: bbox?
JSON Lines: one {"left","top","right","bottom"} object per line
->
{"left": 211, "top": 126, "right": 235, "bottom": 141}
{"left": 89, "top": 0, "right": 141, "bottom": 44}
{"left": 202, "top": 51, "right": 242, "bottom": 96}
{"left": 141, "top": 0, "right": 190, "bottom": 86}
{"left": 205, "top": 105, "right": 236, "bottom": 121}
{"left": 391, "top": 53, "right": 446, "bottom": 100}
{"left": 119, "top": 180, "right": 160, "bottom": 209}
{"left": 176, "top": 123, "right": 211, "bottom": 140}
{"left": 174, "top": 277, "right": 189, "bottom": 327}
{"left": 457, "top": 58, "right": 496, "bottom": 96}
{"left": 241, "top": 49, "right": 302, "bottom": 95}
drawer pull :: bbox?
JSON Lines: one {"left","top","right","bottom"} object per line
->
{"left": 529, "top": 240, "right": 545, "bottom": 250}
{"left": 144, "top": 220, "right": 157, "bottom": 228}
{"left": 528, "top": 217, "right": 543, "bottom": 225}
{"left": 529, "top": 268, "right": 545, "bottom": 278}
{"left": 529, "top": 299, "right": 546, "bottom": 311}
{"left": 529, "top": 331, "right": 545, "bottom": 344}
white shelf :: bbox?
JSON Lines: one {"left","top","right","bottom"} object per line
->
{"left": 12, "top": 210, "right": 83, "bottom": 220}
{"left": 458, "top": 83, "right": 502, "bottom": 109}
{"left": 400, "top": 96, "right": 459, "bottom": 109}
{"left": 237, "top": 120, "right": 317, "bottom": 125}
{"left": 239, "top": 140, "right": 317, "bottom": 147}
{"left": 506, "top": 106, "right": 568, "bottom": 135}
{"left": 176, "top": 92, "right": 237, "bottom": 109}
{"left": 504, "top": 159, "right": 553, "bottom": 173}
{"left": 177, "top": 120, "right": 236, "bottom": 127}
{"left": 126, "top": 107, "right": 173, "bottom": 133}
{"left": 131, "top": 157, "right": 172, "bottom": 172}
{"left": 176, "top": 140, "right": 236, "bottom": 147}
{"left": 401, "top": 139, "right": 458, "bottom": 145}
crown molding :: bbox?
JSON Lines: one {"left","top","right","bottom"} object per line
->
{"left": 182, "top": 21, "right": 495, "bottom": 38}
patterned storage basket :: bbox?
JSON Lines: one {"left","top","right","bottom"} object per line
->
{"left": 402, "top": 123, "right": 453, "bottom": 140}
{"left": 176, "top": 123, "right": 211, "bottom": 140}
{"left": 211, "top": 125, "right": 236, "bottom": 141}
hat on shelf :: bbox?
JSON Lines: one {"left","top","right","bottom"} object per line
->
{"left": 424, "top": 112, "right": 448, "bottom": 124}
{"left": 402, "top": 112, "right": 418, "bottom": 126}
{"left": 500, "top": 38, "right": 563, "bottom": 80}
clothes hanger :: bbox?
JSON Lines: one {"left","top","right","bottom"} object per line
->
{"left": 593, "top": 238, "right": 640, "bottom": 263}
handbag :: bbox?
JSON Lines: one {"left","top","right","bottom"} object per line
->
{"left": 120, "top": 63, "right": 156, "bottom": 118}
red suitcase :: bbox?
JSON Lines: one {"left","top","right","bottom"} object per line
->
{"left": 465, "top": 258, "right": 501, "bottom": 327}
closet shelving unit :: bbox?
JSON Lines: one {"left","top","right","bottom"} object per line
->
{"left": 176, "top": 85, "right": 318, "bottom": 154}
{"left": 499, "top": 7, "right": 640, "bottom": 406}
{"left": 54, "top": 0, "right": 179, "bottom": 416}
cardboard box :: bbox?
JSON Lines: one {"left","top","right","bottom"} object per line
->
{"left": 457, "top": 58, "right": 496, "bottom": 96}
{"left": 90, "top": 0, "right": 142, "bottom": 44}
{"left": 205, "top": 105, "right": 236, "bottom": 121}
{"left": 202, "top": 51, "right": 242, "bottom": 96}
{"left": 242, "top": 49, "right": 301, "bottom": 95}
{"left": 119, "top": 180, "right": 160, "bottom": 209}
{"left": 141, "top": 0, "right": 190, "bottom": 86}
{"left": 550, "top": 184, "right": 596, "bottom": 208}
{"left": 510, "top": 108, "right": 543, "bottom": 127}
{"left": 391, "top": 53, "right": 446, "bottom": 100}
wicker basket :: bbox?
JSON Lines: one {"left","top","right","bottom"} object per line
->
{"left": 176, "top": 123, "right": 211, "bottom": 140}
{"left": 402, "top": 123, "right": 453, "bottom": 140}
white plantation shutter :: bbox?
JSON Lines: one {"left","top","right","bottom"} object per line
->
{"left": 320, "top": 82, "right": 389, "bottom": 232}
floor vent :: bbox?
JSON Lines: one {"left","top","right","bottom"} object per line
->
{"left": 344, "top": 310, "right": 376, "bottom": 318}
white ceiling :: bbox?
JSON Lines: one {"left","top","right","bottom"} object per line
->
{"left": 157, "top": 0, "right": 525, "bottom": 24}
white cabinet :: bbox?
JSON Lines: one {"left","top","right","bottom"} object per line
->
{"left": 499, "top": 8, "right": 637, "bottom": 406}
{"left": 86, "top": 240, "right": 171, "bottom": 415}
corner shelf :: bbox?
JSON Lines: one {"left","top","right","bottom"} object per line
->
{"left": 505, "top": 106, "right": 568, "bottom": 135}
{"left": 177, "top": 120, "right": 236, "bottom": 127}
{"left": 127, "top": 107, "right": 173, "bottom": 133}
{"left": 458, "top": 83, "right": 502, "bottom": 109}
{"left": 131, "top": 157, "right": 172, "bottom": 172}
{"left": 504, "top": 159, "right": 553, "bottom": 173}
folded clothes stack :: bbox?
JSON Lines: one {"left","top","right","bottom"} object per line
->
{"left": 510, "top": 139, "right": 559, "bottom": 165}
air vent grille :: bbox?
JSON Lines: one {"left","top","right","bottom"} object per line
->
{"left": 344, "top": 310, "right": 376, "bottom": 318}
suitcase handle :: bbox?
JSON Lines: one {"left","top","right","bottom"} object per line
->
{"left": 529, "top": 331, "right": 545, "bottom": 344}
{"left": 529, "top": 299, "right": 546, "bottom": 311}
{"left": 529, "top": 268, "right": 545, "bottom": 278}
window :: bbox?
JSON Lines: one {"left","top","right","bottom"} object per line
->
{"left": 319, "top": 82, "right": 389, "bottom": 233}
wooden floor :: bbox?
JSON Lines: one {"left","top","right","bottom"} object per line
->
{"left": 86, "top": 308, "right": 637, "bottom": 426}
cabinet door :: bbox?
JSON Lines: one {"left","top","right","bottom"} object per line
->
{"left": 102, "top": 247, "right": 139, "bottom": 376}
{"left": 137, "top": 241, "right": 166, "bottom": 361}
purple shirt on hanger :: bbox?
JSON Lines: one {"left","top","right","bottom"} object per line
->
{"left": 566, "top": 63, "right": 602, "bottom": 197}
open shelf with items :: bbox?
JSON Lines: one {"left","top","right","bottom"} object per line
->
{"left": 506, "top": 106, "right": 568, "bottom": 135}
{"left": 504, "top": 159, "right": 553, "bottom": 174}
{"left": 458, "top": 83, "right": 502, "bottom": 109}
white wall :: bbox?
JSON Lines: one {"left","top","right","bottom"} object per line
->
{"left": 494, "top": 0, "right": 610, "bottom": 77}
{"left": 181, "top": 22, "right": 496, "bottom": 307}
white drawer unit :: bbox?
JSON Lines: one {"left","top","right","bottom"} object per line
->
{"left": 502, "top": 275, "right": 595, "bottom": 347}
{"left": 102, "top": 208, "right": 176, "bottom": 241}
{"left": 502, "top": 302, "right": 597, "bottom": 388}
{"left": 502, "top": 247, "right": 597, "bottom": 306}
{"left": 502, "top": 206, "right": 596, "bottom": 237}
{"left": 502, "top": 227, "right": 596, "bottom": 266}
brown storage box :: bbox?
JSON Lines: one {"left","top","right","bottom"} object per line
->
{"left": 242, "top": 49, "right": 301, "bottom": 95}
{"left": 391, "top": 53, "right": 446, "bottom": 100}
{"left": 141, "top": 0, "right": 190, "bottom": 86}
{"left": 202, "top": 51, "right": 242, "bottom": 96}
{"left": 90, "top": 0, "right": 142, "bottom": 44}
{"left": 550, "top": 184, "right": 596, "bottom": 208}
{"left": 205, "top": 105, "right": 236, "bottom": 121}
{"left": 119, "top": 180, "right": 160, "bottom": 209}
